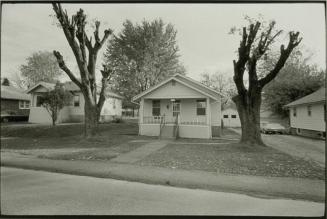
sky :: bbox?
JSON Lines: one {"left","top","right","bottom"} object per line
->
{"left": 1, "top": 3, "right": 326, "bottom": 83}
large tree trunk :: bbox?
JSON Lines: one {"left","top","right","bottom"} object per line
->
{"left": 84, "top": 100, "right": 99, "bottom": 137}
{"left": 233, "top": 90, "right": 264, "bottom": 146}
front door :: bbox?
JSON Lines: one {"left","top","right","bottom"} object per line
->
{"left": 172, "top": 100, "right": 181, "bottom": 118}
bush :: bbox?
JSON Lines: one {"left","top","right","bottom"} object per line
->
{"left": 112, "top": 117, "right": 123, "bottom": 123}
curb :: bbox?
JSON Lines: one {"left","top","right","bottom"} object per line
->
{"left": 1, "top": 156, "right": 325, "bottom": 203}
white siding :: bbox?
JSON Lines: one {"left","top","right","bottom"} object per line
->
{"left": 210, "top": 99, "right": 221, "bottom": 126}
{"left": 222, "top": 108, "right": 241, "bottom": 127}
{"left": 100, "top": 97, "right": 122, "bottom": 116}
{"left": 145, "top": 80, "right": 206, "bottom": 99}
{"left": 289, "top": 103, "right": 325, "bottom": 131}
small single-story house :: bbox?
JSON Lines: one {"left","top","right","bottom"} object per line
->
{"left": 1, "top": 82, "right": 30, "bottom": 121}
{"left": 132, "top": 74, "right": 223, "bottom": 139}
{"left": 222, "top": 104, "right": 241, "bottom": 127}
{"left": 285, "top": 87, "right": 325, "bottom": 139}
{"left": 27, "top": 81, "right": 123, "bottom": 124}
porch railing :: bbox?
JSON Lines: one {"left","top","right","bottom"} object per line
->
{"left": 143, "top": 116, "right": 207, "bottom": 125}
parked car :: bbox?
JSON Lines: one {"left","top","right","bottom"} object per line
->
{"left": 261, "top": 123, "right": 288, "bottom": 134}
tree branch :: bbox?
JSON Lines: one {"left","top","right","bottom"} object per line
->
{"left": 97, "top": 65, "right": 114, "bottom": 110}
{"left": 233, "top": 22, "right": 261, "bottom": 95}
{"left": 53, "top": 50, "right": 82, "bottom": 88}
{"left": 259, "top": 31, "right": 302, "bottom": 87}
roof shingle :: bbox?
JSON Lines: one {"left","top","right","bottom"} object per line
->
{"left": 285, "top": 87, "right": 325, "bottom": 107}
{"left": 1, "top": 85, "right": 30, "bottom": 101}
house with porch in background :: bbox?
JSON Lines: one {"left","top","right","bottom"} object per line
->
{"left": 27, "top": 81, "right": 123, "bottom": 124}
{"left": 285, "top": 87, "right": 325, "bottom": 139}
{"left": 132, "top": 74, "right": 223, "bottom": 139}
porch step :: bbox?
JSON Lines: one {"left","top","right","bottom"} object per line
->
{"left": 160, "top": 125, "right": 175, "bottom": 139}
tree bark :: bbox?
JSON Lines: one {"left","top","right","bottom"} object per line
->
{"left": 232, "top": 89, "right": 264, "bottom": 146}
{"left": 84, "top": 100, "right": 98, "bottom": 137}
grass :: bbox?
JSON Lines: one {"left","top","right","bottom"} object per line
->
{"left": 0, "top": 122, "right": 155, "bottom": 150}
{"left": 137, "top": 142, "right": 325, "bottom": 180}
{"left": 2, "top": 123, "right": 324, "bottom": 180}
{"left": 0, "top": 122, "right": 138, "bottom": 138}
{"left": 37, "top": 141, "right": 146, "bottom": 161}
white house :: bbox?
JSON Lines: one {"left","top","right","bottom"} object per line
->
{"left": 285, "top": 87, "right": 325, "bottom": 139}
{"left": 27, "top": 81, "right": 123, "bottom": 124}
{"left": 132, "top": 74, "right": 223, "bottom": 139}
{"left": 222, "top": 105, "right": 241, "bottom": 127}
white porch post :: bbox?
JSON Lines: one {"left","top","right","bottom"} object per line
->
{"left": 140, "top": 98, "right": 144, "bottom": 124}
{"left": 206, "top": 97, "right": 212, "bottom": 138}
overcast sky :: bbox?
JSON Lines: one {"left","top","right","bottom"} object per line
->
{"left": 1, "top": 3, "right": 325, "bottom": 82}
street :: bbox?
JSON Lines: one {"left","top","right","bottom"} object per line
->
{"left": 1, "top": 167, "right": 324, "bottom": 216}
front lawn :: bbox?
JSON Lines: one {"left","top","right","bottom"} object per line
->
{"left": 1, "top": 122, "right": 138, "bottom": 138}
{"left": 137, "top": 142, "right": 325, "bottom": 180}
{"left": 0, "top": 122, "right": 155, "bottom": 150}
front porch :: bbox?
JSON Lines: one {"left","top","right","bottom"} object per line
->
{"left": 139, "top": 98, "right": 220, "bottom": 139}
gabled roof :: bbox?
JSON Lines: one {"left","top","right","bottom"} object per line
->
{"left": 26, "top": 81, "right": 123, "bottom": 99}
{"left": 26, "top": 82, "right": 56, "bottom": 93}
{"left": 1, "top": 85, "right": 30, "bottom": 101}
{"left": 285, "top": 87, "right": 325, "bottom": 107}
{"left": 132, "top": 74, "right": 224, "bottom": 101}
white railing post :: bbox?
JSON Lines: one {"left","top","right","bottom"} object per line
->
{"left": 140, "top": 98, "right": 144, "bottom": 124}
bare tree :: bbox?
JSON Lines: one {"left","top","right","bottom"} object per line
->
{"left": 200, "top": 72, "right": 237, "bottom": 109}
{"left": 52, "top": 3, "right": 113, "bottom": 137}
{"left": 232, "top": 20, "right": 302, "bottom": 146}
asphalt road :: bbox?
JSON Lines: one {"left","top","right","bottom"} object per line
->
{"left": 1, "top": 167, "right": 324, "bottom": 216}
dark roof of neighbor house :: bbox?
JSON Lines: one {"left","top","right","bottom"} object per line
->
{"left": 1, "top": 85, "right": 30, "bottom": 101}
{"left": 132, "top": 73, "right": 224, "bottom": 102}
{"left": 285, "top": 87, "right": 325, "bottom": 107}
{"left": 26, "top": 81, "right": 123, "bottom": 99}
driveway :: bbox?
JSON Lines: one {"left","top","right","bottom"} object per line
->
{"left": 262, "top": 134, "right": 325, "bottom": 167}
{"left": 1, "top": 167, "right": 324, "bottom": 216}
{"left": 228, "top": 128, "right": 325, "bottom": 167}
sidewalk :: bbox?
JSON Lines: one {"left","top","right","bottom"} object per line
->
{"left": 1, "top": 153, "right": 324, "bottom": 203}
{"left": 111, "top": 140, "right": 170, "bottom": 163}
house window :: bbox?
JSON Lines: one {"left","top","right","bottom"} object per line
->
{"left": 152, "top": 100, "right": 160, "bottom": 116}
{"left": 112, "top": 99, "right": 116, "bottom": 109}
{"left": 307, "top": 105, "right": 311, "bottom": 116}
{"left": 223, "top": 115, "right": 228, "bottom": 118}
{"left": 231, "top": 115, "right": 237, "bottom": 118}
{"left": 196, "top": 99, "right": 206, "bottom": 115}
{"left": 172, "top": 100, "right": 181, "bottom": 117}
{"left": 36, "top": 96, "right": 45, "bottom": 107}
{"left": 293, "top": 108, "right": 297, "bottom": 117}
{"left": 19, "top": 100, "right": 30, "bottom": 109}
{"left": 172, "top": 80, "right": 176, "bottom": 86}
{"left": 74, "top": 95, "right": 80, "bottom": 107}
{"left": 324, "top": 104, "right": 326, "bottom": 122}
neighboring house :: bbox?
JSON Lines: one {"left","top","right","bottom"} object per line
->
{"left": 132, "top": 74, "right": 223, "bottom": 139}
{"left": 27, "top": 81, "right": 123, "bottom": 124}
{"left": 222, "top": 104, "right": 241, "bottom": 127}
{"left": 285, "top": 87, "right": 326, "bottom": 139}
{"left": 222, "top": 100, "right": 285, "bottom": 128}
{"left": 1, "top": 83, "right": 30, "bottom": 121}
